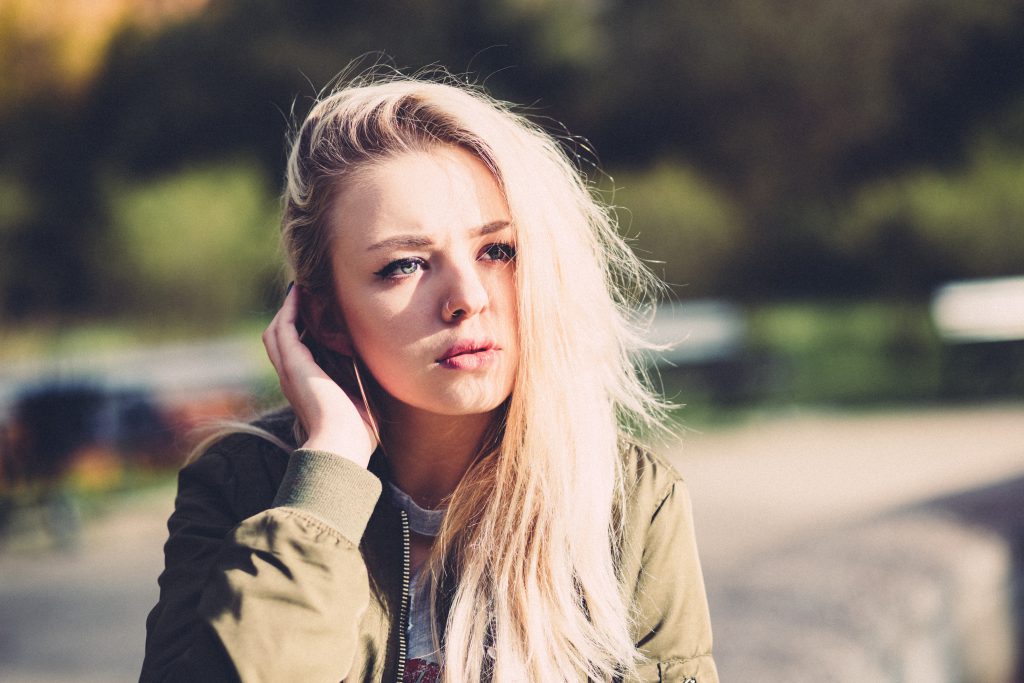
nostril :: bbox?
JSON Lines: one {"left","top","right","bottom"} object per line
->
{"left": 444, "top": 300, "right": 467, "bottom": 320}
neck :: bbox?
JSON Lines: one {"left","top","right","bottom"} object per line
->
{"left": 380, "top": 400, "right": 498, "bottom": 510}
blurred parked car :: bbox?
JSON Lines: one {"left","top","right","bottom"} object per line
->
{"left": 0, "top": 381, "right": 176, "bottom": 548}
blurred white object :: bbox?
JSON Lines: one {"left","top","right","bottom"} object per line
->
{"left": 649, "top": 300, "right": 747, "bottom": 363}
{"left": 931, "top": 276, "right": 1024, "bottom": 343}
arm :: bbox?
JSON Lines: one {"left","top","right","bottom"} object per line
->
{"left": 631, "top": 478, "right": 719, "bottom": 682}
{"left": 141, "top": 282, "right": 383, "bottom": 680}
{"left": 141, "top": 444, "right": 382, "bottom": 683}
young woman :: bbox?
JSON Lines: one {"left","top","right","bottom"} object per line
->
{"left": 141, "top": 72, "right": 717, "bottom": 682}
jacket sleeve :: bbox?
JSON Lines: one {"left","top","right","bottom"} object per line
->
{"left": 141, "top": 447, "right": 382, "bottom": 683}
{"left": 632, "top": 478, "right": 719, "bottom": 683}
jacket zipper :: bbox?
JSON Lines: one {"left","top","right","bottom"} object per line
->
{"left": 396, "top": 510, "right": 411, "bottom": 683}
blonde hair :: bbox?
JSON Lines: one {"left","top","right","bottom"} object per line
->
{"left": 266, "top": 68, "right": 664, "bottom": 681}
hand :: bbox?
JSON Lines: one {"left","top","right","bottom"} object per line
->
{"left": 262, "top": 285, "right": 377, "bottom": 467}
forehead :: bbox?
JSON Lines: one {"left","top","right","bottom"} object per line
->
{"left": 329, "top": 146, "right": 510, "bottom": 253}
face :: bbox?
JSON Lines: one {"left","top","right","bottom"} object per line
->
{"left": 325, "top": 146, "right": 518, "bottom": 418}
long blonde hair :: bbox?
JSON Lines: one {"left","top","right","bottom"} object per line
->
{"left": 274, "top": 69, "right": 665, "bottom": 681}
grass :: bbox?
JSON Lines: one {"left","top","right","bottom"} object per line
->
{"left": 654, "top": 299, "right": 948, "bottom": 425}
{"left": 749, "top": 300, "right": 943, "bottom": 405}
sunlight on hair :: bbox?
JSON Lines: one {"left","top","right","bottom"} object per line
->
{"left": 204, "top": 65, "right": 671, "bottom": 681}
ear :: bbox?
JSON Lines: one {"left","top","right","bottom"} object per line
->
{"left": 299, "top": 286, "right": 354, "bottom": 357}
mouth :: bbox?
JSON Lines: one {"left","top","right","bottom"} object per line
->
{"left": 437, "top": 340, "right": 499, "bottom": 369}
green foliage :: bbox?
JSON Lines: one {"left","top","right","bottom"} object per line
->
{"left": 609, "top": 162, "right": 742, "bottom": 297}
{"left": 0, "top": 175, "right": 32, "bottom": 228}
{"left": 590, "top": 0, "right": 1024, "bottom": 201}
{"left": 104, "top": 160, "right": 281, "bottom": 325}
{"left": 3, "top": 0, "right": 1024, "bottom": 317}
{"left": 0, "top": 175, "right": 32, "bottom": 303}
{"left": 748, "top": 301, "right": 942, "bottom": 404}
{"left": 838, "top": 142, "right": 1024, "bottom": 291}
{"left": 655, "top": 300, "right": 947, "bottom": 424}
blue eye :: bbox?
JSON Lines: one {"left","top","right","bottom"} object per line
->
{"left": 482, "top": 242, "right": 516, "bottom": 262}
{"left": 375, "top": 257, "right": 426, "bottom": 280}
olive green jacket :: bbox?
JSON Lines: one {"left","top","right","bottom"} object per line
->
{"left": 141, "top": 410, "right": 718, "bottom": 682}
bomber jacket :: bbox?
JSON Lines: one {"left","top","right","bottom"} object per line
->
{"left": 141, "top": 409, "right": 718, "bottom": 682}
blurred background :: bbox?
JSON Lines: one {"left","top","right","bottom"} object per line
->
{"left": 0, "top": 0, "right": 1022, "bottom": 680}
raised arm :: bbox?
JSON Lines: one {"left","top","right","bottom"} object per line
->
{"left": 142, "top": 285, "right": 384, "bottom": 682}
{"left": 140, "top": 442, "right": 382, "bottom": 683}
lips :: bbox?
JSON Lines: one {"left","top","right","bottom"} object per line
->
{"left": 437, "top": 339, "right": 499, "bottom": 369}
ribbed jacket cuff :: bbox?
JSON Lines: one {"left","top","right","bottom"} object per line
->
{"left": 272, "top": 448, "right": 382, "bottom": 544}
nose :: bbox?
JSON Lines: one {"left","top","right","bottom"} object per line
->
{"left": 442, "top": 263, "right": 489, "bottom": 323}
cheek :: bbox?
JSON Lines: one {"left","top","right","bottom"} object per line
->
{"left": 498, "top": 273, "right": 519, "bottom": 334}
{"left": 345, "top": 306, "right": 403, "bottom": 357}
{"left": 342, "top": 300, "right": 428, "bottom": 378}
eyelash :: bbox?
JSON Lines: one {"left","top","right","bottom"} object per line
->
{"left": 482, "top": 242, "right": 516, "bottom": 262}
{"left": 374, "top": 257, "right": 425, "bottom": 280}
{"left": 374, "top": 242, "right": 517, "bottom": 280}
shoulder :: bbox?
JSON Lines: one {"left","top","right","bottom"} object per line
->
{"left": 619, "top": 440, "right": 687, "bottom": 521}
{"left": 616, "top": 440, "right": 698, "bottom": 571}
{"left": 181, "top": 406, "right": 296, "bottom": 520}
{"left": 618, "top": 442, "right": 716, "bottom": 675}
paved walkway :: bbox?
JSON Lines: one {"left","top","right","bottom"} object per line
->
{"left": 667, "top": 403, "right": 1024, "bottom": 572}
{"left": 663, "top": 403, "right": 1024, "bottom": 681}
{"left": 0, "top": 488, "right": 173, "bottom": 682}
{"left": 0, "top": 403, "right": 1021, "bottom": 681}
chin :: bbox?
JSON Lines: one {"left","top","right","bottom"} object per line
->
{"left": 386, "top": 387, "right": 511, "bottom": 419}
{"left": 371, "top": 365, "right": 515, "bottom": 419}
{"left": 421, "top": 394, "right": 510, "bottom": 417}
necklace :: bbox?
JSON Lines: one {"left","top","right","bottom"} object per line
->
{"left": 386, "top": 482, "right": 446, "bottom": 537}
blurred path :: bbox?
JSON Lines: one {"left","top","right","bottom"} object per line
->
{"left": 0, "top": 488, "right": 173, "bottom": 682}
{"left": 668, "top": 403, "right": 1024, "bottom": 572}
{"left": 667, "top": 403, "right": 1024, "bottom": 681}
{"left": 0, "top": 403, "right": 1021, "bottom": 681}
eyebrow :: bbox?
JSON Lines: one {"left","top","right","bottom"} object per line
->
{"left": 367, "top": 220, "right": 512, "bottom": 252}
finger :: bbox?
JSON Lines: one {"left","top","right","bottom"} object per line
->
{"left": 263, "top": 285, "right": 296, "bottom": 374}
{"left": 275, "top": 304, "right": 337, "bottom": 399}
{"left": 274, "top": 288, "right": 318, "bottom": 375}
{"left": 272, "top": 286, "right": 307, "bottom": 354}
{"left": 262, "top": 311, "right": 282, "bottom": 373}
{"left": 262, "top": 296, "right": 286, "bottom": 374}
{"left": 278, "top": 281, "right": 301, "bottom": 327}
